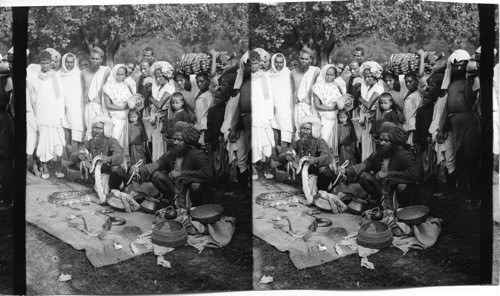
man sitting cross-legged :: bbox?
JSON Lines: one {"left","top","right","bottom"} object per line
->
{"left": 131, "top": 122, "right": 214, "bottom": 209}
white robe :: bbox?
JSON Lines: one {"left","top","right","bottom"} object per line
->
{"left": 59, "top": 67, "right": 84, "bottom": 142}
{"left": 269, "top": 68, "right": 294, "bottom": 143}
{"left": 251, "top": 71, "right": 275, "bottom": 163}
{"left": 34, "top": 71, "right": 66, "bottom": 162}
{"left": 85, "top": 66, "right": 109, "bottom": 141}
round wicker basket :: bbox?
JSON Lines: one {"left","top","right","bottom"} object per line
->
{"left": 396, "top": 205, "right": 429, "bottom": 225}
{"left": 152, "top": 221, "right": 188, "bottom": 248}
{"left": 357, "top": 221, "right": 393, "bottom": 249}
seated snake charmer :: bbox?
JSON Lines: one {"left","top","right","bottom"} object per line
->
{"left": 131, "top": 122, "right": 214, "bottom": 209}
{"left": 277, "top": 116, "right": 336, "bottom": 191}
{"left": 340, "top": 122, "right": 420, "bottom": 209}
{"left": 71, "top": 115, "right": 126, "bottom": 190}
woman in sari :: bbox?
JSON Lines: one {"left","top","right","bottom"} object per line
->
{"left": 358, "top": 61, "right": 385, "bottom": 161}
{"left": 312, "top": 64, "right": 345, "bottom": 158}
{"left": 149, "top": 61, "right": 175, "bottom": 161}
{"left": 102, "top": 64, "right": 133, "bottom": 164}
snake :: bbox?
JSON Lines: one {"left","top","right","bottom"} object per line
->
{"left": 75, "top": 214, "right": 126, "bottom": 237}
{"left": 256, "top": 191, "right": 308, "bottom": 207}
{"left": 48, "top": 190, "right": 100, "bottom": 206}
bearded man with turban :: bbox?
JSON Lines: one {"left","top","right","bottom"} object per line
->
{"left": 278, "top": 116, "right": 335, "bottom": 191}
{"left": 132, "top": 122, "right": 214, "bottom": 209}
{"left": 341, "top": 122, "right": 420, "bottom": 209}
{"left": 71, "top": 115, "right": 125, "bottom": 190}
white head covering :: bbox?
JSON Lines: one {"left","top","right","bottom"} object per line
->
{"left": 60, "top": 53, "right": 79, "bottom": 75}
{"left": 299, "top": 116, "right": 322, "bottom": 139}
{"left": 441, "top": 49, "right": 471, "bottom": 90}
{"left": 45, "top": 48, "right": 61, "bottom": 62}
{"left": 359, "top": 61, "right": 383, "bottom": 80}
{"left": 91, "top": 115, "right": 114, "bottom": 138}
{"left": 269, "top": 53, "right": 288, "bottom": 74}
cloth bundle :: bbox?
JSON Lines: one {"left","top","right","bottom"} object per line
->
{"left": 107, "top": 189, "right": 141, "bottom": 212}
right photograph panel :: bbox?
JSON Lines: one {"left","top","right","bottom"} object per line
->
{"left": 250, "top": 0, "right": 497, "bottom": 289}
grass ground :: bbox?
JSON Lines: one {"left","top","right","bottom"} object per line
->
{"left": 24, "top": 167, "right": 253, "bottom": 294}
{"left": 0, "top": 209, "right": 13, "bottom": 294}
{"left": 253, "top": 171, "right": 494, "bottom": 290}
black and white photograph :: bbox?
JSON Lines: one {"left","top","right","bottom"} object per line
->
{"left": 1, "top": 2, "right": 253, "bottom": 294}
{"left": 249, "top": 0, "right": 499, "bottom": 291}
{"left": 0, "top": 0, "right": 499, "bottom": 295}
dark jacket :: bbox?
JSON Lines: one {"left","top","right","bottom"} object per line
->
{"left": 345, "top": 148, "right": 420, "bottom": 185}
{"left": 140, "top": 146, "right": 214, "bottom": 186}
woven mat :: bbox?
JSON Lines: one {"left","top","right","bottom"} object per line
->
{"left": 26, "top": 177, "right": 156, "bottom": 268}
{"left": 253, "top": 178, "right": 362, "bottom": 269}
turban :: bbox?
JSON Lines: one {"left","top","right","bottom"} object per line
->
{"left": 92, "top": 115, "right": 114, "bottom": 127}
{"left": 299, "top": 116, "right": 322, "bottom": 128}
{"left": 379, "top": 122, "right": 407, "bottom": 146}
{"left": 254, "top": 48, "right": 270, "bottom": 61}
{"left": 92, "top": 47, "right": 105, "bottom": 57}
{"left": 143, "top": 77, "right": 153, "bottom": 86}
{"left": 45, "top": 48, "right": 61, "bottom": 62}
{"left": 359, "top": 61, "right": 383, "bottom": 80}
{"left": 150, "top": 61, "right": 174, "bottom": 79}
{"left": 172, "top": 122, "right": 200, "bottom": 145}
{"left": 441, "top": 49, "right": 471, "bottom": 90}
{"left": 353, "top": 77, "right": 363, "bottom": 85}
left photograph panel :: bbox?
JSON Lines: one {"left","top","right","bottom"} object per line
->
{"left": 12, "top": 4, "right": 251, "bottom": 294}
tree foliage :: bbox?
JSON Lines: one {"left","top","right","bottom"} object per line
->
{"left": 0, "top": 7, "right": 12, "bottom": 54}
{"left": 250, "top": 0, "right": 479, "bottom": 65}
{"left": 28, "top": 4, "right": 248, "bottom": 66}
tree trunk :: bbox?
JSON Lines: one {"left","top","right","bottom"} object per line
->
{"left": 104, "top": 35, "right": 121, "bottom": 68}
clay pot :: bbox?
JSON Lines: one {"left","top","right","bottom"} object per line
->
{"left": 141, "top": 197, "right": 161, "bottom": 214}
{"left": 347, "top": 197, "right": 368, "bottom": 215}
{"left": 371, "top": 207, "right": 384, "bottom": 221}
{"left": 163, "top": 206, "right": 177, "bottom": 220}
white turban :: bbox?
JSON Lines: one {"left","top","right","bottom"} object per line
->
{"left": 441, "top": 49, "right": 471, "bottom": 90}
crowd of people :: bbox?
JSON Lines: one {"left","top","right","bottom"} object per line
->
{"left": 0, "top": 42, "right": 497, "bottom": 212}
{"left": 0, "top": 45, "right": 254, "bottom": 210}
{"left": 251, "top": 45, "right": 495, "bottom": 211}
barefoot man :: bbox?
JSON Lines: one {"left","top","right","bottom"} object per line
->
{"left": 81, "top": 47, "right": 111, "bottom": 141}
{"left": 291, "top": 48, "right": 320, "bottom": 140}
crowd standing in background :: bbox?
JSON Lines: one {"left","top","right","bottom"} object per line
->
{"left": 0, "top": 43, "right": 498, "bottom": 211}
{"left": 2, "top": 45, "right": 250, "bottom": 211}
{"left": 253, "top": 45, "right": 498, "bottom": 211}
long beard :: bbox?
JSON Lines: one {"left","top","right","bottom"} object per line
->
{"left": 90, "top": 63, "right": 100, "bottom": 72}
{"left": 378, "top": 145, "right": 396, "bottom": 158}
{"left": 300, "top": 133, "right": 313, "bottom": 155}
{"left": 172, "top": 144, "right": 190, "bottom": 158}
{"left": 299, "top": 64, "right": 309, "bottom": 72}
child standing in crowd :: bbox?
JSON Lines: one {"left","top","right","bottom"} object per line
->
{"left": 337, "top": 110, "right": 357, "bottom": 166}
{"left": 371, "top": 92, "right": 402, "bottom": 141}
{"left": 161, "top": 92, "right": 195, "bottom": 149}
{"left": 414, "top": 88, "right": 438, "bottom": 185}
{"left": 206, "top": 91, "right": 228, "bottom": 180}
{"left": 128, "top": 109, "right": 148, "bottom": 167}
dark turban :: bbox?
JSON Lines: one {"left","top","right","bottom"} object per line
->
{"left": 379, "top": 122, "right": 407, "bottom": 146}
{"left": 173, "top": 122, "right": 200, "bottom": 145}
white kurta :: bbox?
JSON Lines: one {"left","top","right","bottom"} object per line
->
{"left": 34, "top": 72, "right": 66, "bottom": 162}
{"left": 59, "top": 68, "right": 84, "bottom": 142}
{"left": 269, "top": 68, "right": 294, "bottom": 143}
{"left": 251, "top": 71, "right": 275, "bottom": 163}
